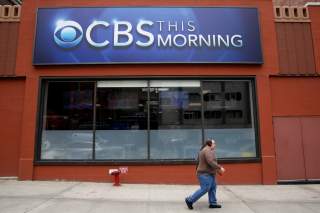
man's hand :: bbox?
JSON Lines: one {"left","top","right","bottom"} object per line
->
{"left": 218, "top": 167, "right": 226, "bottom": 175}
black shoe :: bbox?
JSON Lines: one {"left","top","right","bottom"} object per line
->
{"left": 185, "top": 198, "right": 193, "bottom": 210}
{"left": 209, "top": 204, "right": 222, "bottom": 208}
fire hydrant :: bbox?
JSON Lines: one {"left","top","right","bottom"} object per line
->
{"left": 109, "top": 169, "right": 121, "bottom": 186}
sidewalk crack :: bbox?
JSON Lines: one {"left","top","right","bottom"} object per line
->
{"left": 224, "top": 186, "right": 257, "bottom": 213}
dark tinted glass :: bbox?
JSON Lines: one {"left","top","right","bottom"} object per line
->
{"left": 41, "top": 82, "right": 94, "bottom": 160}
{"left": 95, "top": 81, "right": 148, "bottom": 160}
{"left": 40, "top": 79, "right": 258, "bottom": 161}
{"left": 149, "top": 81, "right": 202, "bottom": 159}
{"left": 45, "top": 82, "right": 94, "bottom": 130}
{"left": 96, "top": 87, "right": 147, "bottom": 130}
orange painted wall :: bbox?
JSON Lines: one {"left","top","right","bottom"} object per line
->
{"left": 0, "top": 79, "right": 25, "bottom": 177}
{"left": 14, "top": 0, "right": 279, "bottom": 184}
{"left": 270, "top": 77, "right": 320, "bottom": 116}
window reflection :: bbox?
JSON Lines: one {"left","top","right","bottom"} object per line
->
{"left": 203, "top": 81, "right": 256, "bottom": 158}
{"left": 42, "top": 82, "right": 94, "bottom": 159}
{"left": 40, "top": 80, "right": 258, "bottom": 161}
{"left": 149, "top": 80, "right": 202, "bottom": 159}
{"left": 95, "top": 81, "right": 148, "bottom": 159}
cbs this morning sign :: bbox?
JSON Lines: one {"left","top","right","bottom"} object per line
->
{"left": 33, "top": 7, "right": 263, "bottom": 65}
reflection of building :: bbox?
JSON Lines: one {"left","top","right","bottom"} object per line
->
{"left": 203, "top": 82, "right": 251, "bottom": 128}
{"left": 1, "top": 0, "right": 320, "bottom": 185}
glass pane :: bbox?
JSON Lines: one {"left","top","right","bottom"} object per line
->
{"left": 42, "top": 130, "right": 93, "bottom": 159}
{"left": 203, "top": 81, "right": 257, "bottom": 158}
{"left": 95, "top": 81, "right": 148, "bottom": 160}
{"left": 204, "top": 128, "right": 256, "bottom": 158}
{"left": 150, "top": 80, "right": 202, "bottom": 159}
{"left": 41, "top": 82, "right": 94, "bottom": 160}
{"left": 95, "top": 130, "right": 147, "bottom": 159}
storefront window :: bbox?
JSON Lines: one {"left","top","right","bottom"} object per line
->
{"left": 39, "top": 79, "right": 258, "bottom": 162}
{"left": 95, "top": 81, "right": 148, "bottom": 160}
{"left": 41, "top": 82, "right": 94, "bottom": 159}
{"left": 149, "top": 80, "right": 202, "bottom": 159}
{"left": 203, "top": 81, "right": 257, "bottom": 158}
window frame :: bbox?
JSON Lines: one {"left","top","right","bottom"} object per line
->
{"left": 34, "top": 77, "right": 261, "bottom": 165}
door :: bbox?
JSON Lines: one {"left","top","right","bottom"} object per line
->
{"left": 301, "top": 117, "right": 320, "bottom": 180}
{"left": 273, "top": 117, "right": 306, "bottom": 181}
{"left": 273, "top": 116, "right": 320, "bottom": 182}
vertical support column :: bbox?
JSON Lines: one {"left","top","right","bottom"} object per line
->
{"left": 308, "top": 5, "right": 320, "bottom": 74}
{"left": 256, "top": 75, "right": 277, "bottom": 184}
{"left": 14, "top": 0, "right": 36, "bottom": 77}
{"left": 18, "top": 76, "right": 39, "bottom": 180}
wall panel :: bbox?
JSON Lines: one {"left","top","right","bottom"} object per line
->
{"left": 0, "top": 22, "right": 19, "bottom": 76}
{"left": 276, "top": 22, "right": 316, "bottom": 75}
{"left": 309, "top": 6, "right": 320, "bottom": 74}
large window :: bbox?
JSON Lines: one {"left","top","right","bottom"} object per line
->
{"left": 203, "top": 81, "right": 257, "bottom": 158}
{"left": 41, "top": 82, "right": 94, "bottom": 159}
{"left": 39, "top": 79, "right": 258, "bottom": 162}
{"left": 149, "top": 81, "right": 202, "bottom": 159}
{"left": 95, "top": 81, "right": 148, "bottom": 160}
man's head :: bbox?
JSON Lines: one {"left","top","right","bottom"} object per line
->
{"left": 205, "top": 139, "right": 216, "bottom": 150}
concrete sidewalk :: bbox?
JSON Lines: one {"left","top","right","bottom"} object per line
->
{"left": 0, "top": 180, "right": 319, "bottom": 213}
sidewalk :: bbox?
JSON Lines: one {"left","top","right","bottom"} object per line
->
{"left": 0, "top": 180, "right": 319, "bottom": 213}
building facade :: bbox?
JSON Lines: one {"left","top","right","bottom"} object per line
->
{"left": 0, "top": 0, "right": 319, "bottom": 184}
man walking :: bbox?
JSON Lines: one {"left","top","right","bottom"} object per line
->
{"left": 185, "top": 139, "right": 225, "bottom": 210}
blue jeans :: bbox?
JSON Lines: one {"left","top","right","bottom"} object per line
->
{"left": 187, "top": 173, "right": 217, "bottom": 205}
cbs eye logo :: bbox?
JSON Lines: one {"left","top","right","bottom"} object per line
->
{"left": 54, "top": 20, "right": 83, "bottom": 48}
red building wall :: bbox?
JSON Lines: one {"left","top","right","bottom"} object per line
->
{"left": 271, "top": 77, "right": 320, "bottom": 116}
{"left": 271, "top": 77, "right": 320, "bottom": 181}
{"left": 0, "top": 79, "right": 25, "bottom": 177}
{"left": 270, "top": 4, "right": 320, "bottom": 182}
{"left": 14, "top": 0, "right": 279, "bottom": 184}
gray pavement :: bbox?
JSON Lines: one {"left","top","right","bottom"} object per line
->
{"left": 0, "top": 180, "right": 319, "bottom": 213}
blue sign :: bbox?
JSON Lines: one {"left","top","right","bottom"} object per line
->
{"left": 33, "top": 7, "right": 263, "bottom": 65}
